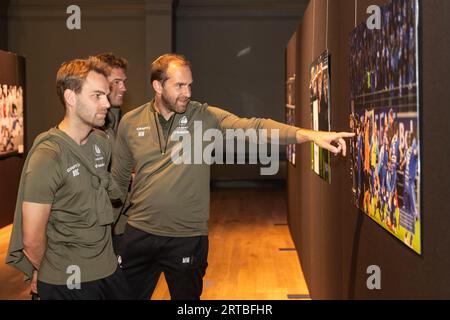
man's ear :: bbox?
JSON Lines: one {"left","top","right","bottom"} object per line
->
{"left": 152, "top": 80, "right": 163, "bottom": 95}
{"left": 64, "top": 89, "right": 77, "bottom": 107}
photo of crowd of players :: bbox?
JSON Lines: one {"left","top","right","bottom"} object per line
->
{"left": 349, "top": 0, "right": 421, "bottom": 254}
{"left": 350, "top": 108, "right": 419, "bottom": 249}
{"left": 310, "top": 51, "right": 331, "bottom": 183}
{"left": 349, "top": 0, "right": 417, "bottom": 98}
{"left": 0, "top": 84, "right": 24, "bottom": 157}
{"left": 286, "top": 75, "right": 296, "bottom": 166}
{"left": 286, "top": 106, "right": 296, "bottom": 166}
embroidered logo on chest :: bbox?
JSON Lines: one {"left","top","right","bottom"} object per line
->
{"left": 179, "top": 116, "right": 188, "bottom": 127}
{"left": 66, "top": 163, "right": 81, "bottom": 178}
{"left": 174, "top": 116, "right": 190, "bottom": 135}
{"left": 136, "top": 126, "right": 151, "bottom": 138}
{"left": 93, "top": 144, "right": 105, "bottom": 168}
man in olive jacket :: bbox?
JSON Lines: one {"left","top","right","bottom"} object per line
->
{"left": 112, "top": 54, "right": 354, "bottom": 300}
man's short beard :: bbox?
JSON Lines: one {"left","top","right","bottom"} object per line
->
{"left": 161, "top": 94, "right": 178, "bottom": 113}
{"left": 80, "top": 114, "right": 104, "bottom": 129}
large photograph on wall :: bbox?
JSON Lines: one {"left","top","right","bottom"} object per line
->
{"left": 286, "top": 75, "right": 296, "bottom": 166}
{"left": 349, "top": 0, "right": 421, "bottom": 254}
{"left": 310, "top": 51, "right": 331, "bottom": 183}
{"left": 0, "top": 50, "right": 25, "bottom": 158}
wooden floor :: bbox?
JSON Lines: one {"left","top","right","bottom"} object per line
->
{"left": 0, "top": 188, "right": 309, "bottom": 300}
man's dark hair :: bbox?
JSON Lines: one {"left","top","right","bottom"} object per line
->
{"left": 96, "top": 52, "right": 128, "bottom": 71}
{"left": 56, "top": 57, "right": 111, "bottom": 107}
{"left": 150, "top": 54, "right": 191, "bottom": 86}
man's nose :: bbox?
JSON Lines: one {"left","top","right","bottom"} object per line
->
{"left": 183, "top": 86, "right": 191, "bottom": 98}
{"left": 103, "top": 96, "right": 111, "bottom": 109}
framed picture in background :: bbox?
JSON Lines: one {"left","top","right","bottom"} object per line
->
{"left": 286, "top": 75, "right": 296, "bottom": 166}
{"left": 310, "top": 51, "right": 331, "bottom": 183}
{"left": 0, "top": 50, "right": 25, "bottom": 158}
{"left": 349, "top": 0, "right": 421, "bottom": 254}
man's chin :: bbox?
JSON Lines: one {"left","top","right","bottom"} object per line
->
{"left": 110, "top": 101, "right": 123, "bottom": 108}
{"left": 95, "top": 119, "right": 106, "bottom": 127}
{"left": 175, "top": 102, "right": 189, "bottom": 113}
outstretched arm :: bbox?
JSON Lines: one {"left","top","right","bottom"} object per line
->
{"left": 296, "top": 129, "right": 355, "bottom": 156}
{"left": 209, "top": 106, "right": 355, "bottom": 156}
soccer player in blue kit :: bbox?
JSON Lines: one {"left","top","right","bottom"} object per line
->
{"left": 401, "top": 131, "right": 419, "bottom": 246}
{"left": 386, "top": 122, "right": 400, "bottom": 231}
{"left": 378, "top": 129, "right": 390, "bottom": 222}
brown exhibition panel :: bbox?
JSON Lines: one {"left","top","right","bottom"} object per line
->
{"left": 0, "top": 50, "right": 25, "bottom": 229}
{"left": 286, "top": 31, "right": 298, "bottom": 262}
{"left": 288, "top": 0, "right": 450, "bottom": 299}
{"left": 0, "top": 157, "right": 22, "bottom": 228}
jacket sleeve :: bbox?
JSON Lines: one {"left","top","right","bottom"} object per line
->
{"left": 110, "top": 118, "right": 134, "bottom": 204}
{"left": 207, "top": 106, "right": 299, "bottom": 145}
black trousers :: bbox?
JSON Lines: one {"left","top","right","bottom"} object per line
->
{"left": 118, "top": 224, "right": 209, "bottom": 300}
{"left": 37, "top": 266, "right": 131, "bottom": 300}
{"left": 112, "top": 234, "right": 124, "bottom": 255}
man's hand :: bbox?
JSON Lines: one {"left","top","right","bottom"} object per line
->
{"left": 22, "top": 202, "right": 51, "bottom": 272}
{"left": 30, "top": 270, "right": 38, "bottom": 294}
{"left": 296, "top": 129, "right": 355, "bottom": 156}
